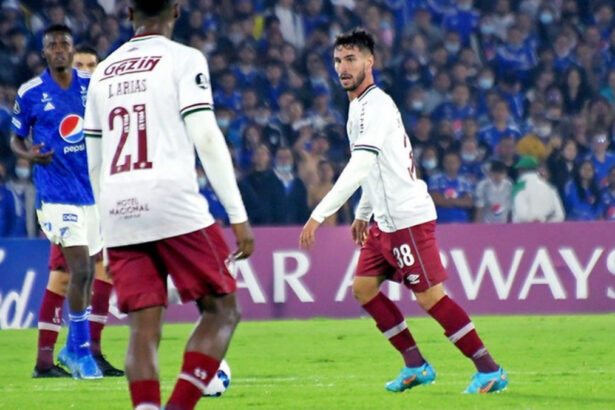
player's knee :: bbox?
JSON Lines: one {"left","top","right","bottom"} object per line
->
{"left": 414, "top": 285, "right": 446, "bottom": 311}
{"left": 221, "top": 302, "right": 241, "bottom": 327}
{"left": 352, "top": 280, "right": 378, "bottom": 305}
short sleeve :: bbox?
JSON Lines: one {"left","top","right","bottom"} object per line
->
{"left": 84, "top": 85, "right": 102, "bottom": 138}
{"left": 428, "top": 174, "right": 441, "bottom": 191}
{"left": 351, "top": 95, "right": 391, "bottom": 155}
{"left": 11, "top": 93, "right": 32, "bottom": 138}
{"left": 177, "top": 49, "right": 214, "bottom": 119}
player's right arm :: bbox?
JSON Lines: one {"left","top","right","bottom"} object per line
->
{"left": 10, "top": 91, "right": 54, "bottom": 165}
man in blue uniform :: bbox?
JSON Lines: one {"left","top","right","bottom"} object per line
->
{"left": 11, "top": 24, "right": 102, "bottom": 379}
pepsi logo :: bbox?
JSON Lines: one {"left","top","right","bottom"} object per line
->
{"left": 59, "top": 114, "right": 84, "bottom": 144}
{"left": 444, "top": 188, "right": 459, "bottom": 199}
{"left": 491, "top": 203, "right": 504, "bottom": 216}
{"left": 607, "top": 206, "right": 615, "bottom": 220}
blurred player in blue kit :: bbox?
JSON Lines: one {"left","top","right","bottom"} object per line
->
{"left": 10, "top": 25, "right": 121, "bottom": 379}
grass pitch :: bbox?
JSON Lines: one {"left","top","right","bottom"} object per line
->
{"left": 0, "top": 314, "right": 613, "bottom": 409}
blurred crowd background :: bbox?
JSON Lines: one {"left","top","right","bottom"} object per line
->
{"left": 2, "top": 0, "right": 615, "bottom": 237}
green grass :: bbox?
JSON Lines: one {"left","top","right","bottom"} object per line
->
{"left": 1, "top": 315, "right": 614, "bottom": 409}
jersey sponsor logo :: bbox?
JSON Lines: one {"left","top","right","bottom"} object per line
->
{"left": 62, "top": 213, "right": 78, "bottom": 222}
{"left": 195, "top": 73, "right": 209, "bottom": 90}
{"left": 13, "top": 100, "right": 20, "bottom": 114}
{"left": 101, "top": 56, "right": 162, "bottom": 80}
{"left": 491, "top": 203, "right": 504, "bottom": 216}
{"left": 59, "top": 114, "right": 84, "bottom": 144}
{"left": 444, "top": 188, "right": 459, "bottom": 199}
{"left": 11, "top": 117, "right": 22, "bottom": 129}
{"left": 41, "top": 92, "right": 52, "bottom": 103}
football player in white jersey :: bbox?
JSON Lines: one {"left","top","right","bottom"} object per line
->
{"left": 84, "top": 1, "right": 254, "bottom": 409}
{"left": 300, "top": 29, "right": 508, "bottom": 395}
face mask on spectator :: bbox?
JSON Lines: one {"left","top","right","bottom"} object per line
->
{"left": 539, "top": 11, "right": 554, "bottom": 24}
{"left": 197, "top": 176, "right": 207, "bottom": 190}
{"left": 458, "top": 2, "right": 472, "bottom": 11}
{"left": 445, "top": 42, "right": 460, "bottom": 54}
{"left": 461, "top": 152, "right": 477, "bottom": 163}
{"left": 275, "top": 164, "right": 293, "bottom": 174}
{"left": 480, "top": 24, "right": 495, "bottom": 35}
{"left": 536, "top": 125, "right": 552, "bottom": 138}
{"left": 411, "top": 100, "right": 424, "bottom": 111}
{"left": 422, "top": 158, "right": 438, "bottom": 170}
{"left": 478, "top": 77, "right": 494, "bottom": 90}
{"left": 217, "top": 117, "right": 230, "bottom": 129}
{"left": 228, "top": 32, "right": 244, "bottom": 45}
{"left": 15, "top": 166, "right": 30, "bottom": 180}
{"left": 255, "top": 115, "right": 269, "bottom": 126}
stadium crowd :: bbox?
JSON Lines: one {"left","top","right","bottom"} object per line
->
{"left": 2, "top": 0, "right": 615, "bottom": 237}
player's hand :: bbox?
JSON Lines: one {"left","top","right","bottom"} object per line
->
{"left": 28, "top": 143, "right": 54, "bottom": 165}
{"left": 351, "top": 219, "right": 369, "bottom": 246}
{"left": 230, "top": 221, "right": 254, "bottom": 260}
{"left": 299, "top": 217, "right": 320, "bottom": 249}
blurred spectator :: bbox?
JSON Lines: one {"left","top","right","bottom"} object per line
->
{"left": 564, "top": 159, "right": 603, "bottom": 221}
{"left": 274, "top": 0, "right": 305, "bottom": 49}
{"left": 410, "top": 115, "right": 433, "bottom": 159}
{"left": 307, "top": 160, "right": 349, "bottom": 225}
{"left": 0, "top": 161, "right": 16, "bottom": 236}
{"left": 417, "top": 145, "right": 441, "bottom": 184}
{"left": 271, "top": 146, "right": 309, "bottom": 224}
{"left": 197, "top": 166, "right": 229, "bottom": 226}
{"left": 243, "top": 144, "right": 279, "bottom": 225}
{"left": 511, "top": 156, "right": 565, "bottom": 223}
{"left": 548, "top": 138, "right": 579, "bottom": 199}
{"left": 561, "top": 66, "right": 592, "bottom": 115}
{"left": 599, "top": 166, "right": 615, "bottom": 220}
{"left": 478, "top": 99, "right": 521, "bottom": 148}
{"left": 214, "top": 70, "right": 242, "bottom": 113}
{"left": 428, "top": 151, "right": 474, "bottom": 223}
{"left": 516, "top": 130, "right": 548, "bottom": 162}
{"left": 432, "top": 83, "right": 475, "bottom": 137}
{"left": 307, "top": 86, "right": 343, "bottom": 131}
{"left": 458, "top": 137, "right": 484, "bottom": 184}
{"left": 474, "top": 160, "right": 513, "bottom": 223}
{"left": 585, "top": 129, "right": 615, "bottom": 188}
{"left": 6, "top": 157, "right": 36, "bottom": 237}
{"left": 424, "top": 70, "right": 451, "bottom": 114}
{"left": 495, "top": 25, "right": 537, "bottom": 84}
{"left": 493, "top": 135, "right": 520, "bottom": 181}
{"left": 294, "top": 132, "right": 330, "bottom": 187}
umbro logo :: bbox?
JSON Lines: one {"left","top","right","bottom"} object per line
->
{"left": 44, "top": 102, "right": 55, "bottom": 111}
{"left": 406, "top": 274, "right": 421, "bottom": 285}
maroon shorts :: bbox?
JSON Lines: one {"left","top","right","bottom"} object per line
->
{"left": 107, "top": 225, "right": 236, "bottom": 313}
{"left": 48, "top": 244, "right": 102, "bottom": 272}
{"left": 356, "top": 221, "right": 448, "bottom": 292}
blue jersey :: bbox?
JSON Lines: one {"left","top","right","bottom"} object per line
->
{"left": 428, "top": 172, "right": 474, "bottom": 223}
{"left": 11, "top": 69, "right": 94, "bottom": 206}
{"left": 564, "top": 181, "right": 603, "bottom": 221}
{"left": 478, "top": 124, "right": 521, "bottom": 148}
{"left": 585, "top": 152, "right": 615, "bottom": 188}
{"left": 600, "top": 188, "right": 615, "bottom": 220}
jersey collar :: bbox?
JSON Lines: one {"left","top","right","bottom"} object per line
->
{"left": 356, "top": 83, "right": 377, "bottom": 102}
{"left": 129, "top": 33, "right": 164, "bottom": 42}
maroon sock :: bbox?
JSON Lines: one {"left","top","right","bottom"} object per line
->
{"left": 428, "top": 295, "right": 499, "bottom": 373}
{"left": 129, "top": 380, "right": 160, "bottom": 409}
{"left": 89, "top": 279, "right": 112, "bottom": 355}
{"left": 362, "top": 292, "right": 425, "bottom": 368}
{"left": 166, "top": 351, "right": 220, "bottom": 410}
{"left": 36, "top": 289, "right": 65, "bottom": 369}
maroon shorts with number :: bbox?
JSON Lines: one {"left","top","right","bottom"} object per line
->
{"left": 107, "top": 224, "right": 236, "bottom": 313}
{"left": 356, "top": 220, "right": 448, "bottom": 292}
{"left": 48, "top": 244, "right": 102, "bottom": 272}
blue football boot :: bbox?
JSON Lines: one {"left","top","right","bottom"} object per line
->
{"left": 464, "top": 367, "right": 508, "bottom": 394}
{"left": 385, "top": 362, "right": 436, "bottom": 392}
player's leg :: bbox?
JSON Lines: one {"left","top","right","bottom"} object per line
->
{"left": 107, "top": 242, "right": 168, "bottom": 409}
{"left": 166, "top": 293, "right": 241, "bottom": 410}
{"left": 125, "top": 306, "right": 164, "bottom": 410}
{"left": 89, "top": 255, "right": 124, "bottom": 376}
{"left": 58, "top": 247, "right": 102, "bottom": 379}
{"left": 33, "top": 244, "right": 71, "bottom": 377}
{"left": 157, "top": 225, "right": 239, "bottom": 410}
{"left": 352, "top": 225, "right": 434, "bottom": 393}
{"left": 407, "top": 221, "right": 507, "bottom": 393}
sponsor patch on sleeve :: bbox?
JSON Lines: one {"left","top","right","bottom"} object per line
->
{"left": 195, "top": 73, "right": 209, "bottom": 90}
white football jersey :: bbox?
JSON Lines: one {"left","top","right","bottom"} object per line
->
{"left": 347, "top": 85, "right": 437, "bottom": 232}
{"left": 84, "top": 34, "right": 218, "bottom": 247}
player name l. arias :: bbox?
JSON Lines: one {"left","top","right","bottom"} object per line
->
{"left": 101, "top": 56, "right": 162, "bottom": 80}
